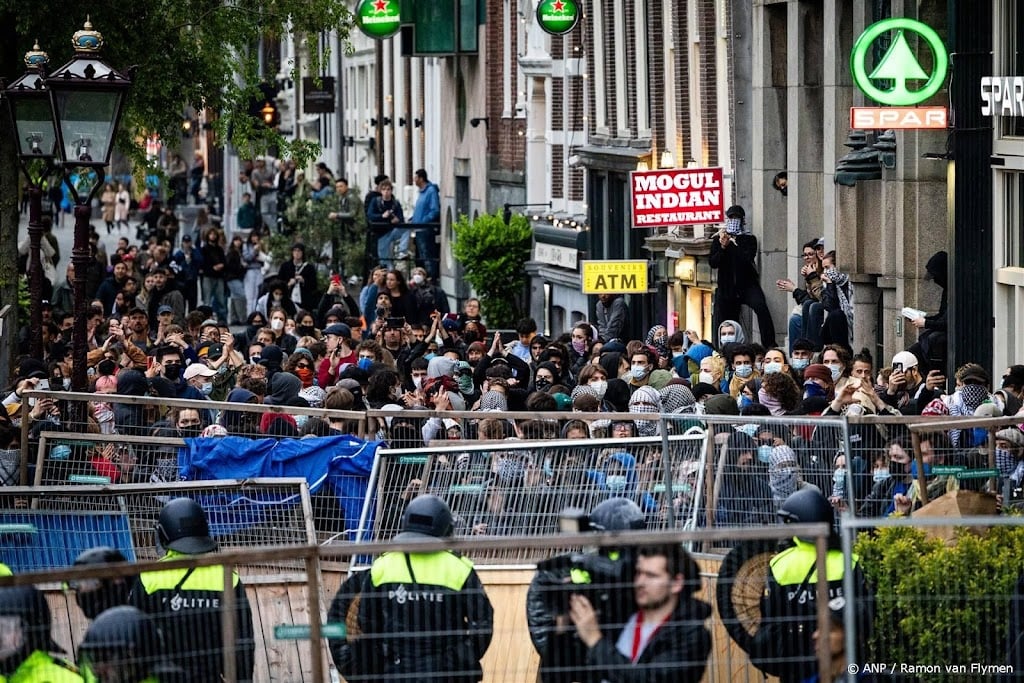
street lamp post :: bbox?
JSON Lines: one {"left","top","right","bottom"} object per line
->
{"left": 45, "top": 18, "right": 130, "bottom": 397}
{"left": 4, "top": 42, "right": 58, "bottom": 361}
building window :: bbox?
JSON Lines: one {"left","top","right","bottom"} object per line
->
{"left": 1005, "top": 172, "right": 1024, "bottom": 267}
{"left": 1000, "top": 0, "right": 1024, "bottom": 138}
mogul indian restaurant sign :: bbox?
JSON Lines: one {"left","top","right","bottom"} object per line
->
{"left": 581, "top": 260, "right": 648, "bottom": 294}
{"left": 630, "top": 167, "right": 724, "bottom": 228}
{"left": 849, "top": 17, "right": 948, "bottom": 129}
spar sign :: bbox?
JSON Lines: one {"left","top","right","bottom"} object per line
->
{"left": 630, "top": 167, "right": 725, "bottom": 228}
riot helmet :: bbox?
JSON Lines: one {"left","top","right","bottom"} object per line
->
{"left": 71, "top": 546, "right": 136, "bottom": 620}
{"left": 0, "top": 586, "right": 60, "bottom": 669}
{"left": 777, "top": 487, "right": 835, "bottom": 542}
{"left": 78, "top": 606, "right": 162, "bottom": 681}
{"left": 397, "top": 494, "right": 453, "bottom": 540}
{"left": 589, "top": 497, "right": 646, "bottom": 532}
{"left": 155, "top": 498, "right": 217, "bottom": 554}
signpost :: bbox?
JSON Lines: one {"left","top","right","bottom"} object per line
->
{"left": 630, "top": 167, "right": 724, "bottom": 228}
{"left": 581, "top": 260, "right": 649, "bottom": 294}
{"left": 536, "top": 0, "right": 581, "bottom": 36}
{"left": 849, "top": 17, "right": 949, "bottom": 130}
{"left": 356, "top": 0, "right": 402, "bottom": 40}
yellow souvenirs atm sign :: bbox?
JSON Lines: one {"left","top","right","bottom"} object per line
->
{"left": 581, "top": 260, "right": 649, "bottom": 294}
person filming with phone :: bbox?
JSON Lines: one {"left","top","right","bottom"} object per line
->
{"left": 879, "top": 350, "right": 945, "bottom": 415}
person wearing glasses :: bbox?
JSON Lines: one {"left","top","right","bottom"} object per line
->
{"left": 776, "top": 238, "right": 824, "bottom": 354}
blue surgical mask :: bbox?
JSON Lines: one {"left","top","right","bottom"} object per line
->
{"left": 738, "top": 395, "right": 753, "bottom": 410}
{"left": 631, "top": 365, "right": 649, "bottom": 380}
{"left": 737, "top": 423, "right": 759, "bottom": 438}
{"left": 606, "top": 475, "right": 628, "bottom": 492}
{"left": 827, "top": 364, "right": 843, "bottom": 382}
{"left": 200, "top": 382, "right": 214, "bottom": 397}
{"left": 804, "top": 383, "right": 827, "bottom": 399}
{"left": 294, "top": 414, "right": 309, "bottom": 430}
{"left": 424, "top": 353, "right": 437, "bottom": 361}
{"left": 873, "top": 468, "right": 891, "bottom": 483}
{"left": 757, "top": 445, "right": 773, "bottom": 464}
{"left": 734, "top": 364, "right": 753, "bottom": 379}
{"left": 833, "top": 468, "right": 846, "bottom": 485}
{"left": 720, "top": 334, "right": 736, "bottom": 344}
{"left": 357, "top": 357, "right": 373, "bottom": 371}
{"left": 763, "top": 361, "right": 783, "bottom": 375}
{"left": 792, "top": 358, "right": 810, "bottom": 371}
{"left": 672, "top": 351, "right": 685, "bottom": 358}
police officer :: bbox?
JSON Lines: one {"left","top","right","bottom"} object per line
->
{"left": 78, "top": 606, "right": 186, "bottom": 683}
{"left": 749, "top": 487, "right": 872, "bottom": 683}
{"left": 0, "top": 564, "right": 10, "bottom": 577}
{"left": 128, "top": 498, "right": 255, "bottom": 682}
{"left": 69, "top": 547, "right": 137, "bottom": 620}
{"left": 526, "top": 497, "right": 646, "bottom": 683}
{"left": 0, "top": 585, "right": 83, "bottom": 681}
{"left": 357, "top": 494, "right": 494, "bottom": 681}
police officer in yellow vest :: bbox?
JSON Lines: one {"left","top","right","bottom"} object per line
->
{"left": 0, "top": 565, "right": 10, "bottom": 577}
{"left": 749, "top": 487, "right": 872, "bottom": 683}
{"left": 0, "top": 585, "right": 83, "bottom": 682}
{"left": 78, "top": 606, "right": 186, "bottom": 683}
{"left": 128, "top": 498, "right": 255, "bottom": 682}
{"left": 358, "top": 494, "right": 494, "bottom": 681}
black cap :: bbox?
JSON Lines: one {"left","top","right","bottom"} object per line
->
{"left": 725, "top": 205, "right": 745, "bottom": 219}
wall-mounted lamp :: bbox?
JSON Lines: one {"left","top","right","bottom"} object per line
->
{"left": 470, "top": 117, "right": 488, "bottom": 128}
{"left": 181, "top": 117, "right": 195, "bottom": 137}
{"left": 660, "top": 151, "right": 675, "bottom": 168}
{"left": 636, "top": 158, "right": 650, "bottom": 172}
{"left": 675, "top": 255, "right": 697, "bottom": 284}
{"left": 370, "top": 116, "right": 391, "bottom": 127}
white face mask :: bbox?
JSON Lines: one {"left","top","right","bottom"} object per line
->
{"left": 763, "top": 362, "right": 783, "bottom": 375}
{"left": 699, "top": 370, "right": 714, "bottom": 385}
{"left": 589, "top": 380, "right": 607, "bottom": 398}
{"left": 412, "top": 274, "right": 425, "bottom": 285}
{"left": 413, "top": 376, "right": 424, "bottom": 390}
{"left": 270, "top": 318, "right": 284, "bottom": 331}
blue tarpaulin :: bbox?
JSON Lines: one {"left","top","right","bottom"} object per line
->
{"left": 0, "top": 512, "right": 135, "bottom": 572}
{"left": 178, "top": 435, "right": 381, "bottom": 539}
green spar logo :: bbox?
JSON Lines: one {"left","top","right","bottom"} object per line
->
{"left": 357, "top": 0, "right": 401, "bottom": 40}
{"left": 536, "top": 0, "right": 580, "bottom": 36}
{"left": 850, "top": 18, "right": 948, "bottom": 106}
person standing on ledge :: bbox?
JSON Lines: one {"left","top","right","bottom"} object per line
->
{"left": 709, "top": 204, "right": 777, "bottom": 347}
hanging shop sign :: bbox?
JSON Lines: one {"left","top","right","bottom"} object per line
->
{"left": 581, "top": 260, "right": 649, "bottom": 294}
{"left": 630, "top": 167, "right": 724, "bottom": 228}
{"left": 536, "top": 0, "right": 581, "bottom": 36}
{"left": 850, "top": 106, "right": 947, "bottom": 129}
{"left": 356, "top": 0, "right": 402, "bottom": 40}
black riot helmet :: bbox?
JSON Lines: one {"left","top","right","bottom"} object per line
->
{"left": 78, "top": 606, "right": 162, "bottom": 678}
{"left": 155, "top": 498, "right": 217, "bottom": 554}
{"left": 71, "top": 547, "right": 136, "bottom": 620}
{"left": 0, "top": 585, "right": 61, "bottom": 657}
{"left": 777, "top": 487, "right": 835, "bottom": 542}
{"left": 397, "top": 494, "right": 453, "bottom": 540}
{"left": 589, "top": 497, "right": 646, "bottom": 532}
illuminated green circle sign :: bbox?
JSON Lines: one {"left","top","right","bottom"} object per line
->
{"left": 851, "top": 18, "right": 948, "bottom": 106}
{"left": 357, "top": 0, "right": 401, "bottom": 40}
{"left": 536, "top": 0, "right": 580, "bottom": 36}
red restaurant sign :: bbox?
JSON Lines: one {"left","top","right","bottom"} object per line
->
{"left": 630, "top": 167, "right": 725, "bottom": 228}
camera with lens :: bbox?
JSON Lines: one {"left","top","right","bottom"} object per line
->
{"left": 535, "top": 552, "right": 631, "bottom": 617}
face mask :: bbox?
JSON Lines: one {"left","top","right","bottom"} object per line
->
{"left": 163, "top": 363, "right": 181, "bottom": 380}
{"left": 412, "top": 274, "right": 425, "bottom": 285}
{"left": 270, "top": 319, "right": 284, "bottom": 331}
{"left": 720, "top": 334, "right": 736, "bottom": 344}
{"left": 672, "top": 350, "right": 685, "bottom": 358}
{"left": 572, "top": 339, "right": 588, "bottom": 354}
{"left": 763, "top": 362, "right": 783, "bottom": 376}
{"left": 738, "top": 395, "right": 752, "bottom": 410}
{"left": 294, "top": 414, "right": 309, "bottom": 430}
{"left": 631, "top": 365, "right": 649, "bottom": 381}
{"left": 606, "top": 475, "right": 628, "bottom": 492}
{"left": 457, "top": 374, "right": 474, "bottom": 394}
{"left": 833, "top": 468, "right": 846, "bottom": 485}
{"left": 792, "top": 358, "right": 810, "bottom": 371}
{"left": 62, "top": 378, "right": 71, "bottom": 390}
{"left": 424, "top": 353, "right": 437, "bottom": 361}
{"left": 297, "top": 326, "right": 316, "bottom": 337}
{"left": 199, "top": 382, "right": 214, "bottom": 397}
{"left": 295, "top": 367, "right": 314, "bottom": 384}
{"left": 179, "top": 425, "right": 201, "bottom": 439}
{"left": 755, "top": 362, "right": 764, "bottom": 372}
{"left": 737, "top": 423, "right": 758, "bottom": 438}
{"left": 827, "top": 364, "right": 842, "bottom": 382}
{"left": 698, "top": 371, "right": 714, "bottom": 385}
{"left": 725, "top": 217, "right": 743, "bottom": 234}
{"left": 357, "top": 357, "right": 373, "bottom": 371}
{"left": 804, "top": 383, "right": 827, "bottom": 399}
{"left": 250, "top": 356, "right": 261, "bottom": 365}
{"left": 413, "top": 376, "right": 424, "bottom": 390}
{"left": 590, "top": 380, "right": 607, "bottom": 398}
{"left": 464, "top": 331, "right": 480, "bottom": 344}
{"left": 997, "top": 447, "right": 1012, "bottom": 463}
{"left": 873, "top": 468, "right": 891, "bottom": 483}
{"left": 535, "top": 378, "right": 551, "bottom": 391}
{"left": 734, "top": 364, "right": 753, "bottom": 379}
{"left": 757, "top": 445, "right": 773, "bottom": 464}
{"left": 889, "top": 460, "right": 907, "bottom": 476}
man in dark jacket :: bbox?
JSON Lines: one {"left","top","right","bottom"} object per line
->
{"left": 907, "top": 249, "right": 947, "bottom": 373}
{"left": 709, "top": 204, "right": 776, "bottom": 347}
{"left": 357, "top": 494, "right": 493, "bottom": 681}
{"left": 568, "top": 543, "right": 712, "bottom": 683}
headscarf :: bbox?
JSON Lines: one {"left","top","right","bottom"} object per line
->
{"left": 628, "top": 386, "right": 662, "bottom": 436}
{"left": 768, "top": 445, "right": 800, "bottom": 506}
{"left": 725, "top": 217, "right": 747, "bottom": 236}
{"left": 659, "top": 384, "right": 696, "bottom": 414}
{"left": 824, "top": 267, "right": 854, "bottom": 337}
{"left": 645, "top": 325, "right": 669, "bottom": 359}
{"left": 758, "top": 387, "right": 786, "bottom": 417}
{"left": 478, "top": 390, "right": 508, "bottom": 411}
{"left": 264, "top": 372, "right": 303, "bottom": 406}
{"left": 718, "top": 319, "right": 747, "bottom": 345}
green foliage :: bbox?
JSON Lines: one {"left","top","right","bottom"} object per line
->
{"left": 17, "top": 276, "right": 30, "bottom": 330}
{"left": 451, "top": 210, "right": 533, "bottom": 328}
{"left": 855, "top": 524, "right": 1024, "bottom": 679}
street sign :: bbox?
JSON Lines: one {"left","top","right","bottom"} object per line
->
{"left": 274, "top": 623, "right": 346, "bottom": 640}
{"left": 536, "top": 0, "right": 580, "bottom": 36}
{"left": 850, "top": 106, "right": 947, "bottom": 129}
{"left": 581, "top": 260, "right": 649, "bottom": 294}
{"left": 630, "top": 167, "right": 724, "bottom": 228}
{"left": 302, "top": 77, "right": 335, "bottom": 114}
{"left": 851, "top": 18, "right": 948, "bottom": 106}
{"left": 955, "top": 468, "right": 999, "bottom": 480}
{"left": 981, "top": 76, "right": 1024, "bottom": 117}
{"left": 356, "top": 0, "right": 402, "bottom": 40}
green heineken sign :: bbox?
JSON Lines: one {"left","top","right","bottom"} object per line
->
{"left": 851, "top": 17, "right": 948, "bottom": 106}
{"left": 536, "top": 0, "right": 580, "bottom": 36}
{"left": 357, "top": 0, "right": 401, "bottom": 40}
